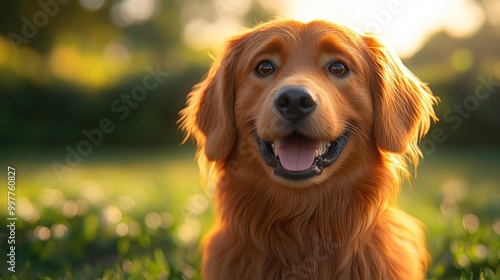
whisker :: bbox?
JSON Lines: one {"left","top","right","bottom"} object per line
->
{"left": 344, "top": 121, "right": 371, "bottom": 150}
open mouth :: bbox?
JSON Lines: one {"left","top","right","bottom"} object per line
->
{"left": 256, "top": 130, "right": 350, "bottom": 180}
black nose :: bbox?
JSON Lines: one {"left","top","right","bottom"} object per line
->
{"left": 274, "top": 86, "right": 317, "bottom": 121}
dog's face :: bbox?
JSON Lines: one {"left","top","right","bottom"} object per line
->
{"left": 235, "top": 24, "right": 373, "bottom": 185}
{"left": 181, "top": 20, "right": 437, "bottom": 188}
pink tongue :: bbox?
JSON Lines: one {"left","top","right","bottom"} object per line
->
{"left": 278, "top": 135, "right": 321, "bottom": 172}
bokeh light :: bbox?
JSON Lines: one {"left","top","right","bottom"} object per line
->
{"left": 440, "top": 197, "right": 457, "bottom": 219}
{"left": 110, "top": 0, "right": 160, "bottom": 27}
{"left": 40, "top": 188, "right": 65, "bottom": 207}
{"left": 126, "top": 220, "right": 142, "bottom": 237}
{"left": 51, "top": 224, "right": 69, "bottom": 239}
{"left": 144, "top": 212, "right": 162, "bottom": 230}
{"left": 462, "top": 214, "right": 480, "bottom": 233}
{"left": 102, "top": 205, "right": 123, "bottom": 224}
{"left": 34, "top": 226, "right": 52, "bottom": 241}
{"left": 441, "top": 179, "right": 468, "bottom": 201}
{"left": 115, "top": 222, "right": 129, "bottom": 237}
{"left": 118, "top": 195, "right": 136, "bottom": 213}
{"left": 186, "top": 194, "right": 209, "bottom": 216}
{"left": 441, "top": 0, "right": 485, "bottom": 38}
{"left": 76, "top": 199, "right": 91, "bottom": 216}
{"left": 160, "top": 212, "right": 174, "bottom": 229}
{"left": 62, "top": 200, "right": 79, "bottom": 218}
{"left": 456, "top": 254, "right": 470, "bottom": 269}
{"left": 17, "top": 198, "right": 41, "bottom": 223}
{"left": 473, "top": 244, "right": 489, "bottom": 261}
{"left": 81, "top": 181, "right": 106, "bottom": 205}
{"left": 79, "top": 0, "right": 106, "bottom": 11}
{"left": 492, "top": 218, "right": 500, "bottom": 235}
{"left": 176, "top": 218, "right": 201, "bottom": 245}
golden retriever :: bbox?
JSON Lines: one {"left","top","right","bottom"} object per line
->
{"left": 180, "top": 19, "right": 438, "bottom": 279}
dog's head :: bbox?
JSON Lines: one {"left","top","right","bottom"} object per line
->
{"left": 180, "top": 20, "right": 437, "bottom": 188}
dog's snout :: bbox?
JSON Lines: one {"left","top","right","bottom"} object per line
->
{"left": 274, "top": 86, "right": 317, "bottom": 121}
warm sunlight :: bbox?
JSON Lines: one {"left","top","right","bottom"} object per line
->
{"left": 184, "top": 0, "right": 488, "bottom": 57}
{"left": 260, "top": 0, "right": 486, "bottom": 57}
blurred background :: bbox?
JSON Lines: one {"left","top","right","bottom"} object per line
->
{"left": 0, "top": 0, "right": 499, "bottom": 279}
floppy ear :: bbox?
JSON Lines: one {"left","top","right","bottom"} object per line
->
{"left": 179, "top": 38, "right": 242, "bottom": 161}
{"left": 363, "top": 35, "right": 438, "bottom": 155}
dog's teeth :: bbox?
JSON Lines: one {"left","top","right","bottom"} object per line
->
{"left": 272, "top": 140, "right": 280, "bottom": 157}
{"left": 314, "top": 142, "right": 331, "bottom": 158}
{"left": 318, "top": 142, "right": 330, "bottom": 156}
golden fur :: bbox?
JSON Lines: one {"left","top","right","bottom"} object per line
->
{"left": 180, "top": 19, "right": 438, "bottom": 279}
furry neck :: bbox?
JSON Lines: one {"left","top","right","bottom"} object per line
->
{"left": 212, "top": 154, "right": 394, "bottom": 266}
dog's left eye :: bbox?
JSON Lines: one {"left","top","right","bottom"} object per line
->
{"left": 254, "top": 61, "right": 276, "bottom": 77}
{"left": 327, "top": 61, "right": 349, "bottom": 77}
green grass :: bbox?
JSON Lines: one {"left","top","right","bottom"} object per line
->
{"left": 399, "top": 149, "right": 500, "bottom": 279}
{"left": 0, "top": 147, "right": 499, "bottom": 279}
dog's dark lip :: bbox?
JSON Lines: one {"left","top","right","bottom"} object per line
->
{"left": 256, "top": 130, "right": 350, "bottom": 180}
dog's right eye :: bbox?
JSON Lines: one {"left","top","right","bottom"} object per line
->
{"left": 255, "top": 61, "right": 276, "bottom": 77}
{"left": 327, "top": 61, "right": 350, "bottom": 77}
